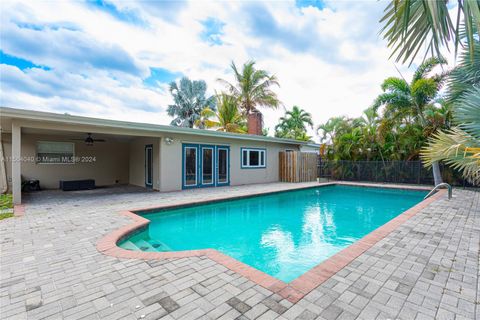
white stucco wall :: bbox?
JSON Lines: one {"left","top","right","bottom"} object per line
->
{"left": 129, "top": 137, "right": 160, "bottom": 190}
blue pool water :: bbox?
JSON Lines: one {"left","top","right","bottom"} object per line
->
{"left": 119, "top": 185, "right": 426, "bottom": 282}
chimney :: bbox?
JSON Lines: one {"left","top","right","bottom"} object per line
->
{"left": 247, "top": 111, "right": 263, "bottom": 135}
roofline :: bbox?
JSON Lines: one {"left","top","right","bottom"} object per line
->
{"left": 303, "top": 143, "right": 321, "bottom": 148}
{"left": 0, "top": 107, "right": 306, "bottom": 145}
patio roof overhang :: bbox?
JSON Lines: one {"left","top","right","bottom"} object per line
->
{"left": 0, "top": 106, "right": 307, "bottom": 146}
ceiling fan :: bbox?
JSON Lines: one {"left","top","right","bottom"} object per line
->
{"left": 71, "top": 133, "right": 106, "bottom": 146}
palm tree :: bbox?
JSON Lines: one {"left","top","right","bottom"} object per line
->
{"left": 196, "top": 94, "right": 246, "bottom": 133}
{"left": 275, "top": 106, "right": 313, "bottom": 141}
{"left": 316, "top": 116, "right": 349, "bottom": 144}
{"left": 218, "top": 61, "right": 281, "bottom": 115}
{"left": 373, "top": 57, "right": 447, "bottom": 125}
{"left": 167, "top": 77, "right": 215, "bottom": 128}
{"left": 372, "top": 57, "right": 447, "bottom": 185}
{"left": 358, "top": 107, "right": 382, "bottom": 161}
{"left": 421, "top": 41, "right": 480, "bottom": 185}
{"left": 380, "top": 0, "right": 480, "bottom": 65}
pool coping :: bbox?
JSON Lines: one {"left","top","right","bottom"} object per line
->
{"left": 96, "top": 182, "right": 446, "bottom": 303}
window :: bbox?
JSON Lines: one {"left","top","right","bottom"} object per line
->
{"left": 241, "top": 148, "right": 266, "bottom": 168}
{"left": 36, "top": 141, "right": 75, "bottom": 164}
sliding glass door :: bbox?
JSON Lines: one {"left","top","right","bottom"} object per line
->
{"left": 182, "top": 144, "right": 229, "bottom": 189}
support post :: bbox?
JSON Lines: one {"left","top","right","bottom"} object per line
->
{"left": 157, "top": 138, "right": 162, "bottom": 191}
{"left": 12, "top": 122, "right": 21, "bottom": 204}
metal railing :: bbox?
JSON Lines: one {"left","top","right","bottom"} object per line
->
{"left": 318, "top": 160, "right": 468, "bottom": 187}
{"left": 424, "top": 183, "right": 452, "bottom": 200}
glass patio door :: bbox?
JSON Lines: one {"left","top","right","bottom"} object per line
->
{"left": 216, "top": 146, "right": 229, "bottom": 186}
{"left": 183, "top": 145, "right": 198, "bottom": 188}
{"left": 201, "top": 146, "right": 214, "bottom": 186}
{"left": 183, "top": 144, "right": 229, "bottom": 189}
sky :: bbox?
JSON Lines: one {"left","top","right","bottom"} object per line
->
{"left": 0, "top": 0, "right": 454, "bottom": 141}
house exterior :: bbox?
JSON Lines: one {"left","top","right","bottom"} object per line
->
{"left": 0, "top": 107, "right": 317, "bottom": 204}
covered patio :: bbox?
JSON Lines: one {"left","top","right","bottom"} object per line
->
{"left": 1, "top": 114, "right": 163, "bottom": 204}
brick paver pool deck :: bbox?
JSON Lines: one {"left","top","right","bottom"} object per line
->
{"left": 0, "top": 182, "right": 478, "bottom": 320}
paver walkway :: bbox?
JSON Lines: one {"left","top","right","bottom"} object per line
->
{"left": 0, "top": 183, "right": 478, "bottom": 320}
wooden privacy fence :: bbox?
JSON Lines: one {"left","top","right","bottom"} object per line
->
{"left": 279, "top": 151, "right": 318, "bottom": 182}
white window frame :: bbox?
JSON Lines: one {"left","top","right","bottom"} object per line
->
{"left": 241, "top": 148, "right": 266, "bottom": 168}
{"left": 36, "top": 141, "right": 75, "bottom": 164}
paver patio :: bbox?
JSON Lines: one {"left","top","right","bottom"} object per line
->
{"left": 0, "top": 182, "right": 478, "bottom": 320}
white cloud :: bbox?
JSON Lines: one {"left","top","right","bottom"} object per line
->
{"left": 0, "top": 0, "right": 453, "bottom": 141}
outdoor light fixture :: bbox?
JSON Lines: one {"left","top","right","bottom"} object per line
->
{"left": 164, "top": 137, "right": 173, "bottom": 145}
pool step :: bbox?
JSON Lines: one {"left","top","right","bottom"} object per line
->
{"left": 149, "top": 241, "right": 172, "bottom": 252}
{"left": 120, "top": 240, "right": 140, "bottom": 251}
{"left": 135, "top": 239, "right": 158, "bottom": 252}
{"left": 120, "top": 239, "right": 171, "bottom": 252}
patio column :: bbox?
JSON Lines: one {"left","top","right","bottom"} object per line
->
{"left": 157, "top": 138, "right": 162, "bottom": 191}
{"left": 12, "top": 122, "right": 21, "bottom": 204}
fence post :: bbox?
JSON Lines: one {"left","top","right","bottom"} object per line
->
{"left": 417, "top": 161, "right": 420, "bottom": 185}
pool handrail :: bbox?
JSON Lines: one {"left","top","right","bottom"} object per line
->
{"left": 424, "top": 182, "right": 452, "bottom": 200}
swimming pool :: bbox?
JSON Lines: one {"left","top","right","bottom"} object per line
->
{"left": 119, "top": 185, "right": 426, "bottom": 282}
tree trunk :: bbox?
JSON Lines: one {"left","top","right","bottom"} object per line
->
{"left": 432, "top": 161, "right": 443, "bottom": 186}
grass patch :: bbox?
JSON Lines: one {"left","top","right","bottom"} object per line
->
{"left": 0, "top": 194, "right": 14, "bottom": 220}
{"left": 0, "top": 212, "right": 14, "bottom": 220}
{"left": 0, "top": 194, "right": 13, "bottom": 210}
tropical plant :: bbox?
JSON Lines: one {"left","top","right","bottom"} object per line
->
{"left": 372, "top": 57, "right": 447, "bottom": 125}
{"left": 167, "top": 77, "right": 215, "bottom": 128}
{"left": 317, "top": 81, "right": 453, "bottom": 163}
{"left": 317, "top": 116, "right": 349, "bottom": 144}
{"left": 371, "top": 57, "right": 448, "bottom": 184}
{"left": 275, "top": 106, "right": 313, "bottom": 141}
{"left": 195, "top": 94, "right": 246, "bottom": 133}
{"left": 218, "top": 60, "right": 281, "bottom": 115}
{"left": 421, "top": 41, "right": 480, "bottom": 185}
{"left": 195, "top": 107, "right": 217, "bottom": 130}
{"left": 380, "top": 0, "right": 480, "bottom": 65}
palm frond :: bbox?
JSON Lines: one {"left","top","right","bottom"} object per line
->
{"left": 454, "top": 87, "right": 480, "bottom": 140}
{"left": 446, "top": 39, "right": 480, "bottom": 103}
{"left": 421, "top": 127, "right": 480, "bottom": 184}
{"left": 412, "top": 56, "right": 447, "bottom": 82}
{"left": 380, "top": 0, "right": 480, "bottom": 65}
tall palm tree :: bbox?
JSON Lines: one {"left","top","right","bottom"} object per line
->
{"left": 196, "top": 94, "right": 246, "bottom": 133}
{"left": 167, "top": 77, "right": 215, "bottom": 128}
{"left": 380, "top": 0, "right": 480, "bottom": 65}
{"left": 372, "top": 57, "right": 447, "bottom": 184}
{"left": 275, "top": 106, "right": 313, "bottom": 141}
{"left": 218, "top": 61, "right": 281, "bottom": 115}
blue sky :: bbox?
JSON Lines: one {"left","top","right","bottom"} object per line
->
{"left": 1, "top": 0, "right": 443, "bottom": 138}
{"left": 0, "top": 50, "right": 50, "bottom": 70}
